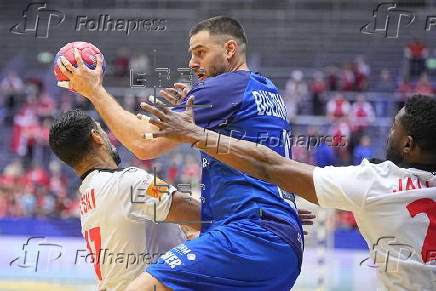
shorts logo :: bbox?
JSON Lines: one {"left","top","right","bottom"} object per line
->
{"left": 187, "top": 253, "right": 196, "bottom": 261}
{"left": 161, "top": 251, "right": 182, "bottom": 269}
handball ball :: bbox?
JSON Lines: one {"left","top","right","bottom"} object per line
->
{"left": 53, "top": 41, "right": 106, "bottom": 84}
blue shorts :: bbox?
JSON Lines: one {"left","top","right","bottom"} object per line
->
{"left": 146, "top": 215, "right": 303, "bottom": 290}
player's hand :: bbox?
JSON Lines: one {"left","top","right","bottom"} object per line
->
{"left": 158, "top": 83, "right": 190, "bottom": 105}
{"left": 298, "top": 208, "right": 316, "bottom": 235}
{"left": 139, "top": 95, "right": 203, "bottom": 144}
{"left": 56, "top": 48, "right": 104, "bottom": 99}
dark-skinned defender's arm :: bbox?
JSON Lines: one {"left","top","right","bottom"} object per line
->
{"left": 140, "top": 96, "right": 319, "bottom": 205}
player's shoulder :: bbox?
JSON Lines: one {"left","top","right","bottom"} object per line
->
{"left": 362, "top": 158, "right": 397, "bottom": 172}
{"left": 363, "top": 158, "right": 430, "bottom": 177}
{"left": 118, "top": 167, "right": 153, "bottom": 183}
{"left": 318, "top": 159, "right": 397, "bottom": 178}
{"left": 192, "top": 70, "right": 252, "bottom": 93}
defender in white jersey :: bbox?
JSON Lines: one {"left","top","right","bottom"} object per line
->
{"left": 49, "top": 110, "right": 200, "bottom": 290}
{"left": 142, "top": 94, "right": 436, "bottom": 290}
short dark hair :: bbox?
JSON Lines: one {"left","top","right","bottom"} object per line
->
{"left": 401, "top": 94, "right": 436, "bottom": 152}
{"left": 49, "top": 109, "right": 98, "bottom": 167}
{"left": 190, "top": 16, "right": 248, "bottom": 48}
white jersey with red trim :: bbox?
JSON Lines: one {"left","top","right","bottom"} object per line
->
{"left": 314, "top": 159, "right": 436, "bottom": 290}
{"left": 79, "top": 167, "right": 185, "bottom": 291}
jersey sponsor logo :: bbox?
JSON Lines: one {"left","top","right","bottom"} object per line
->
{"left": 146, "top": 177, "right": 168, "bottom": 198}
{"left": 252, "top": 90, "right": 287, "bottom": 120}
{"left": 392, "top": 177, "right": 431, "bottom": 193}
{"left": 81, "top": 188, "right": 96, "bottom": 215}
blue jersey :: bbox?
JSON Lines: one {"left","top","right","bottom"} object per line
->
{"left": 178, "top": 71, "right": 299, "bottom": 233}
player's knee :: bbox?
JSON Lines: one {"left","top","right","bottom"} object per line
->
{"left": 126, "top": 271, "right": 171, "bottom": 291}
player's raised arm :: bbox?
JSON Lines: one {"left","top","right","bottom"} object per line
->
{"left": 141, "top": 97, "right": 319, "bottom": 204}
{"left": 56, "top": 49, "right": 180, "bottom": 160}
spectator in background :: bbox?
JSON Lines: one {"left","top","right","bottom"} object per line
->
{"left": 0, "top": 189, "right": 8, "bottom": 217}
{"left": 0, "top": 160, "right": 24, "bottom": 187}
{"left": 1, "top": 72, "right": 24, "bottom": 125}
{"left": 310, "top": 127, "right": 336, "bottom": 167}
{"left": 18, "top": 184, "right": 36, "bottom": 217}
{"left": 0, "top": 72, "right": 24, "bottom": 90}
{"left": 23, "top": 162, "right": 50, "bottom": 190}
{"left": 327, "top": 66, "right": 339, "bottom": 91}
{"left": 375, "top": 69, "right": 395, "bottom": 92}
{"left": 309, "top": 71, "right": 326, "bottom": 115}
{"left": 166, "top": 152, "right": 183, "bottom": 186}
{"left": 48, "top": 161, "right": 67, "bottom": 198}
{"left": 326, "top": 92, "right": 351, "bottom": 120}
{"left": 329, "top": 120, "right": 351, "bottom": 165}
{"left": 349, "top": 95, "right": 374, "bottom": 160}
{"left": 404, "top": 39, "right": 428, "bottom": 78}
{"left": 341, "top": 62, "right": 355, "bottom": 91}
{"left": 397, "top": 75, "right": 414, "bottom": 111}
{"left": 26, "top": 79, "right": 57, "bottom": 119}
{"left": 314, "top": 142, "right": 336, "bottom": 168}
{"left": 10, "top": 95, "right": 39, "bottom": 160}
{"left": 55, "top": 195, "right": 74, "bottom": 219}
{"left": 129, "top": 52, "right": 150, "bottom": 76}
{"left": 28, "top": 117, "right": 52, "bottom": 167}
{"left": 353, "top": 135, "right": 374, "bottom": 165}
{"left": 374, "top": 69, "right": 396, "bottom": 117}
{"left": 284, "top": 70, "right": 308, "bottom": 119}
{"left": 350, "top": 95, "right": 375, "bottom": 132}
{"left": 181, "top": 154, "right": 201, "bottom": 186}
{"left": 353, "top": 55, "right": 370, "bottom": 91}
{"left": 35, "top": 185, "right": 55, "bottom": 218}
{"left": 114, "top": 47, "right": 130, "bottom": 77}
{"left": 415, "top": 73, "right": 433, "bottom": 95}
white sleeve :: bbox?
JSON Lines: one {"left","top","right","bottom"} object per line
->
{"left": 118, "top": 167, "right": 176, "bottom": 222}
{"left": 313, "top": 160, "right": 376, "bottom": 211}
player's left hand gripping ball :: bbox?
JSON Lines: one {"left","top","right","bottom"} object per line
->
{"left": 53, "top": 41, "right": 106, "bottom": 94}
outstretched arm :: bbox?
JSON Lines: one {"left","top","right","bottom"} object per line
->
{"left": 141, "top": 97, "right": 319, "bottom": 204}
{"left": 56, "top": 49, "right": 181, "bottom": 160}
{"left": 193, "top": 128, "right": 318, "bottom": 204}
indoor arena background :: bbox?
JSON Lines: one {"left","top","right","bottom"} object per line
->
{"left": 0, "top": 0, "right": 435, "bottom": 290}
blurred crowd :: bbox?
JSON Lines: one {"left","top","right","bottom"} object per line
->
{"left": 0, "top": 40, "right": 435, "bottom": 230}
{"left": 0, "top": 72, "right": 201, "bottom": 219}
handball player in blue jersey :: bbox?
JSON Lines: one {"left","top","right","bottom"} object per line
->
{"left": 57, "top": 16, "right": 307, "bottom": 291}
